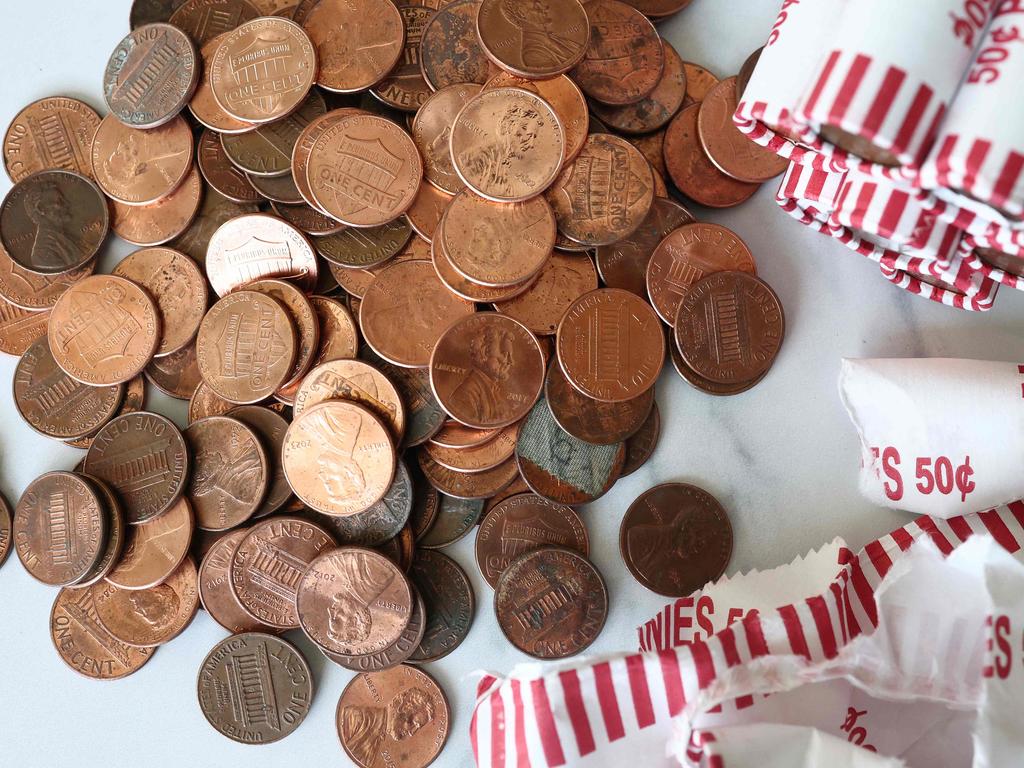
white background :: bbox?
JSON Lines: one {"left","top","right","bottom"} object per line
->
{"left": 2, "top": 1, "right": 1024, "bottom": 767}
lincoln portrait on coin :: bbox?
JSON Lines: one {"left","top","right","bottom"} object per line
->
{"left": 626, "top": 511, "right": 708, "bottom": 580}
{"left": 458, "top": 103, "right": 543, "bottom": 193}
{"left": 304, "top": 407, "right": 367, "bottom": 502}
{"left": 499, "top": 0, "right": 584, "bottom": 68}
{"left": 341, "top": 687, "right": 436, "bottom": 765}
{"left": 325, "top": 551, "right": 396, "bottom": 642}
{"left": 192, "top": 447, "right": 262, "bottom": 503}
{"left": 23, "top": 179, "right": 83, "bottom": 271}
{"left": 452, "top": 325, "right": 515, "bottom": 423}
{"left": 127, "top": 584, "right": 178, "bottom": 629}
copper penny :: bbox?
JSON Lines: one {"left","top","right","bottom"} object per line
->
{"left": 50, "top": 587, "right": 154, "bottom": 679}
{"left": 221, "top": 89, "right": 328, "bottom": 177}
{"left": 620, "top": 400, "right": 659, "bottom": 475}
{"left": 204, "top": 211, "right": 320, "bottom": 293}
{"left": 669, "top": 335, "right": 765, "bottom": 395}
{"left": 573, "top": 0, "right": 663, "bottom": 105}
{"left": 106, "top": 496, "right": 193, "bottom": 589}
{"left": 407, "top": 549, "right": 474, "bottom": 661}
{"left": 336, "top": 664, "right": 450, "bottom": 768}
{"left": 91, "top": 114, "right": 194, "bottom": 206}
{"left": 418, "top": 492, "right": 484, "bottom": 547}
{"left": 111, "top": 165, "right": 204, "bottom": 247}
{"left": 316, "top": 218, "right": 412, "bottom": 270}
{"left": 129, "top": 0, "right": 191, "bottom": 29}
{"left": 3, "top": 97, "right": 101, "bottom": 183}
{"left": 188, "top": 379, "right": 241, "bottom": 421}
{"left": 494, "top": 546, "right": 606, "bottom": 658}
{"left": 370, "top": 1, "right": 433, "bottom": 112}
{"left": 450, "top": 87, "right": 564, "bottom": 202}
{"left": 424, "top": 423, "right": 518, "bottom": 472}
{"left": 272, "top": 200, "right": 348, "bottom": 237}
{"left": 69, "top": 478, "right": 127, "bottom": 588}
{"left": 197, "top": 632, "right": 313, "bottom": 744}
{"left": 475, "top": 492, "right": 587, "bottom": 588}
{"left": 198, "top": 528, "right": 272, "bottom": 633}
{"left": 376, "top": 522, "right": 416, "bottom": 573}
{"left": 494, "top": 251, "right": 597, "bottom": 335}
{"left": 431, "top": 225, "right": 538, "bottom": 303}
{"left": 556, "top": 287, "right": 663, "bottom": 402}
{"left": 818, "top": 124, "right": 901, "bottom": 166}
{"left": 360, "top": 259, "right": 474, "bottom": 368}
{"left": 0, "top": 239, "right": 93, "bottom": 311}
{"left": 697, "top": 77, "right": 787, "bottom": 183}
{"left": 297, "top": 547, "right": 412, "bottom": 655}
{"left": 66, "top": 376, "right": 147, "bottom": 451}
{"left": 302, "top": 0, "right": 405, "bottom": 93}
{"left": 325, "top": 591, "right": 426, "bottom": 671}
{"left": 309, "top": 295, "right": 358, "bottom": 361}
{"left": 591, "top": 40, "right": 686, "bottom": 134}
{"left": 228, "top": 405, "right": 294, "bottom": 517}
{"left": 190, "top": 34, "right": 257, "bottom": 134}
{"left": 483, "top": 72, "right": 589, "bottom": 163}
{"left": 646, "top": 222, "right": 756, "bottom": 325}
{"left": 663, "top": 104, "right": 759, "bottom": 208}
{"left": 476, "top": 0, "right": 589, "bottom": 78}
{"left": 428, "top": 421, "right": 500, "bottom": 449}
{"left": 412, "top": 83, "right": 482, "bottom": 194}
{"left": 248, "top": 171, "right": 303, "bottom": 204}
{"left": 627, "top": 130, "right": 666, "bottom": 178}
{"left": 230, "top": 515, "right": 336, "bottom": 628}
{"left": 291, "top": 109, "right": 354, "bottom": 212}
{"left": 315, "top": 459, "right": 413, "bottom": 546}
{"left": 283, "top": 400, "right": 396, "bottom": 516}
{"left": 197, "top": 130, "right": 261, "bottom": 203}
{"left": 404, "top": 182, "right": 452, "bottom": 242}
{"left": 293, "top": 359, "right": 406, "bottom": 440}
{"left": 418, "top": 452, "right": 518, "bottom": 501}
{"left": 420, "top": 0, "right": 490, "bottom": 90}
{"left": 171, "top": 189, "right": 259, "bottom": 266}
{"left": 682, "top": 61, "right": 718, "bottom": 106}
{"left": 545, "top": 361, "right": 653, "bottom": 444}
{"left": 146, "top": 343, "right": 202, "bottom": 399}
{"left": 93, "top": 556, "right": 199, "bottom": 647}
{"left": 736, "top": 47, "right": 762, "bottom": 100}
{"left": 482, "top": 474, "right": 529, "bottom": 515}
{"left": 0, "top": 299, "right": 47, "bottom": 356}
{"left": 620, "top": 482, "right": 732, "bottom": 597}
{"left": 185, "top": 415, "right": 270, "bottom": 530}
{"left": 169, "top": 0, "right": 260, "bottom": 45}
{"left": 246, "top": 278, "right": 319, "bottom": 391}
{"left": 362, "top": 345, "right": 448, "bottom": 449}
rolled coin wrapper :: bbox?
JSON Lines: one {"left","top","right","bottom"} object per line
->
{"left": 961, "top": 231, "right": 1024, "bottom": 292}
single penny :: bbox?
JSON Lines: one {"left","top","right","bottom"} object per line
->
{"left": 293, "top": 359, "right": 406, "bottom": 440}
{"left": 0, "top": 493, "right": 10, "bottom": 568}
{"left": 3, "top": 97, "right": 101, "bottom": 183}
{"left": 221, "top": 89, "right": 328, "bottom": 177}
{"left": 432, "top": 226, "right": 538, "bottom": 303}
{"left": 169, "top": 0, "right": 260, "bottom": 45}
{"left": 620, "top": 400, "right": 660, "bottom": 475}
{"left": 110, "top": 165, "right": 204, "bottom": 247}
{"left": 90, "top": 114, "right": 194, "bottom": 206}
{"left": 573, "top": 0, "right": 663, "bottom": 105}
{"left": 197, "top": 632, "right": 313, "bottom": 744}
{"left": 634, "top": 127, "right": 667, "bottom": 176}
{"left": 483, "top": 72, "right": 589, "bottom": 163}
{"left": 818, "top": 124, "right": 901, "bottom": 166}
{"left": 494, "top": 251, "right": 597, "bottom": 335}
{"left": 420, "top": 0, "right": 490, "bottom": 90}
{"left": 302, "top": 0, "right": 404, "bottom": 93}
{"left": 418, "top": 453, "right": 518, "bottom": 502}
{"left": 362, "top": 346, "right": 448, "bottom": 449}
{"left": 697, "top": 77, "right": 787, "bottom": 183}
{"left": 227, "top": 405, "right": 294, "bottom": 517}
{"left": 412, "top": 83, "right": 482, "bottom": 194}
{"left": 545, "top": 361, "right": 653, "bottom": 444}
{"left": 408, "top": 549, "right": 474, "bottom": 661}
{"left": 145, "top": 343, "right": 202, "bottom": 399}
{"left": 646, "top": 222, "right": 756, "bottom": 325}
{"left": 188, "top": 380, "right": 241, "bottom": 421}
{"left": 185, "top": 416, "right": 269, "bottom": 530}
{"left": 423, "top": 423, "right": 517, "bottom": 473}
{"left": 494, "top": 546, "right": 607, "bottom": 658}
{"left": 0, "top": 240, "right": 94, "bottom": 311}
{"left": 246, "top": 278, "right": 319, "bottom": 391}
{"left": 50, "top": 587, "right": 155, "bottom": 679}
{"left": 418, "top": 492, "right": 485, "bottom": 548}
{"left": 230, "top": 515, "right": 336, "bottom": 629}
{"left": 316, "top": 459, "right": 414, "bottom": 546}
{"left": 476, "top": 0, "right": 590, "bottom": 78}
{"left": 106, "top": 497, "right": 193, "bottom": 589}
{"left": 682, "top": 61, "right": 718, "bottom": 106}
{"left": 675, "top": 271, "right": 784, "bottom": 385}
{"left": 428, "top": 421, "right": 500, "bottom": 449}
{"left": 0, "top": 170, "right": 108, "bottom": 274}
{"left": 93, "top": 556, "right": 199, "bottom": 647}
{"left": 405, "top": 182, "right": 452, "bottom": 242}
{"left": 316, "top": 219, "right": 413, "bottom": 269}
{"left": 197, "top": 130, "right": 261, "bottom": 203}
{"left": 247, "top": 171, "right": 303, "bottom": 204}
{"left": 369, "top": 1, "right": 433, "bottom": 112}
{"left": 325, "top": 591, "right": 426, "bottom": 672}
{"left": 198, "top": 528, "right": 272, "bottom": 633}
{"left": 336, "top": 665, "right": 450, "bottom": 768}
{"left": 0, "top": 300, "right": 46, "bottom": 356}
{"left": 625, "top": 0, "right": 692, "bottom": 17}
{"left": 171, "top": 189, "right": 259, "bottom": 266}
{"left": 591, "top": 40, "right": 686, "bottom": 134}
{"left": 189, "top": 34, "right": 257, "bottom": 134}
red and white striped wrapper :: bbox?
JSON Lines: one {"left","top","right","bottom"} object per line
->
{"left": 957, "top": 233, "right": 1024, "bottom": 291}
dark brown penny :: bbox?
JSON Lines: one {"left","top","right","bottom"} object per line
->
{"left": 197, "top": 632, "right": 313, "bottom": 744}
{"left": 221, "top": 90, "right": 327, "bottom": 177}
{"left": 0, "top": 492, "right": 11, "bottom": 568}
{"left": 316, "top": 219, "right": 413, "bottom": 269}
{"left": 418, "top": 491, "right": 485, "bottom": 547}
{"left": 674, "top": 271, "right": 784, "bottom": 385}
{"left": 246, "top": 278, "right": 319, "bottom": 393}
{"left": 185, "top": 415, "right": 269, "bottom": 530}
{"left": 362, "top": 346, "right": 447, "bottom": 449}
{"left": 669, "top": 322, "right": 767, "bottom": 395}
{"left": 736, "top": 46, "right": 763, "bottom": 100}
{"left": 476, "top": 0, "right": 590, "bottom": 79}
{"left": 292, "top": 359, "right": 406, "bottom": 440}
{"left": 198, "top": 529, "right": 272, "bottom": 633}
{"left": 197, "top": 130, "right": 261, "bottom": 203}
{"left": 408, "top": 549, "right": 474, "bottom": 661}
{"left": 247, "top": 171, "right": 303, "bottom": 204}
{"left": 423, "top": 423, "right": 517, "bottom": 473}
{"left": 418, "top": 453, "right": 519, "bottom": 501}
{"left": 620, "top": 482, "right": 732, "bottom": 597}
{"left": 3, "top": 97, "right": 101, "bottom": 183}
{"left": 171, "top": 188, "right": 259, "bottom": 265}
{"left": 228, "top": 405, "right": 293, "bottom": 518}
{"left": 682, "top": 61, "right": 718, "bottom": 106}
{"left": 494, "top": 546, "right": 606, "bottom": 658}
{"left": 475, "top": 492, "right": 587, "bottom": 588}
{"left": 325, "top": 591, "right": 426, "bottom": 672}
{"left": 370, "top": 1, "right": 434, "bottom": 112}
{"left": 493, "top": 251, "right": 598, "bottom": 335}
{"left": 93, "top": 556, "right": 199, "bottom": 647}
{"left": 145, "top": 343, "right": 202, "bottom": 399}
{"left": 169, "top": 0, "right": 260, "bottom": 45}
{"left": 315, "top": 459, "right": 413, "bottom": 546}
{"left": 409, "top": 463, "right": 440, "bottom": 541}
{"left": 697, "top": 77, "right": 788, "bottom": 183}
{"left": 590, "top": 40, "right": 686, "bottom": 134}
{"left": 620, "top": 400, "right": 659, "bottom": 476}
{"left": 420, "top": 0, "right": 490, "bottom": 90}
{"left": 302, "top": 0, "right": 405, "bottom": 93}
{"left": 572, "top": 0, "right": 663, "bottom": 105}
{"left": 106, "top": 496, "right": 193, "bottom": 589}
{"left": 545, "top": 361, "right": 653, "bottom": 444}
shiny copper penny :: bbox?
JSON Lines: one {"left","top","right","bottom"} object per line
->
{"left": 697, "top": 77, "right": 787, "bottom": 183}
{"left": 547, "top": 133, "right": 653, "bottom": 246}
{"left": 418, "top": 492, "right": 484, "bottom": 548}
{"left": 112, "top": 247, "right": 208, "bottom": 356}
{"left": 483, "top": 72, "right": 589, "bottom": 163}
{"left": 93, "top": 556, "right": 199, "bottom": 647}
{"left": 620, "top": 400, "right": 659, "bottom": 476}
{"left": 316, "top": 458, "right": 414, "bottom": 546}
{"left": 432, "top": 225, "right": 538, "bottom": 303}
{"left": 198, "top": 528, "right": 272, "bottom": 633}
{"left": 50, "top": 587, "right": 155, "bottom": 679}
{"left": 360, "top": 259, "right": 474, "bottom": 367}
{"left": 326, "top": 590, "right": 425, "bottom": 671}
{"left": 189, "top": 34, "right": 257, "bottom": 133}
{"left": 221, "top": 89, "right": 328, "bottom": 177}
{"left": 404, "top": 182, "right": 452, "bottom": 242}
{"left": 620, "top": 482, "right": 732, "bottom": 596}
{"left": 429, "top": 421, "right": 500, "bottom": 449}
{"left": 337, "top": 665, "right": 450, "bottom": 768}
{"left": 475, "top": 492, "right": 587, "bottom": 588}
{"left": 297, "top": 547, "right": 412, "bottom": 655}
{"left": 0, "top": 296, "right": 48, "bottom": 355}
{"left": 450, "top": 87, "right": 565, "bottom": 202}
{"left": 171, "top": 189, "right": 259, "bottom": 265}
{"left": 316, "top": 217, "right": 412, "bottom": 270}
{"left": 293, "top": 359, "right": 406, "bottom": 440}
{"left": 302, "top": 0, "right": 405, "bottom": 93}
{"left": 246, "top": 278, "right": 318, "bottom": 391}
{"left": 111, "top": 166, "right": 204, "bottom": 247}
{"left": 418, "top": 453, "right": 518, "bottom": 501}
{"left": 494, "top": 251, "right": 597, "bottom": 335}
{"left": 185, "top": 415, "right": 269, "bottom": 530}
{"left": 682, "top": 61, "right": 717, "bottom": 106}
{"left": 407, "top": 549, "right": 474, "bottom": 661}
{"left": 309, "top": 295, "right": 358, "bottom": 361}
{"left": 106, "top": 496, "right": 193, "bottom": 589}
{"left": 197, "top": 632, "right": 313, "bottom": 744}
{"left": 420, "top": 0, "right": 490, "bottom": 90}
{"left": 424, "top": 423, "right": 517, "bottom": 472}
{"left": 197, "top": 130, "right": 261, "bottom": 203}
{"left": 412, "top": 83, "right": 482, "bottom": 194}
{"left": 230, "top": 515, "right": 336, "bottom": 628}
{"left": 145, "top": 342, "right": 202, "bottom": 399}
{"left": 494, "top": 546, "right": 606, "bottom": 658}
{"left": 591, "top": 40, "right": 686, "bottom": 134}
{"left": 228, "top": 405, "right": 294, "bottom": 517}
{"left": 363, "top": 345, "right": 448, "bottom": 449}
{"left": 669, "top": 336, "right": 765, "bottom": 395}
{"left": 572, "top": 0, "right": 663, "bottom": 105}
{"left": 476, "top": 0, "right": 590, "bottom": 78}
{"left": 0, "top": 170, "right": 108, "bottom": 274}
{"left": 370, "top": 1, "right": 433, "bottom": 112}
{"left": 169, "top": 0, "right": 260, "bottom": 45}
{"left": 284, "top": 400, "right": 396, "bottom": 516}
{"left": 545, "top": 361, "right": 653, "bottom": 444}
{"left": 3, "top": 97, "right": 101, "bottom": 183}
{"left": 91, "top": 114, "right": 194, "bottom": 206}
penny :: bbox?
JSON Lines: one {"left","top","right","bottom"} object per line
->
{"left": 185, "top": 416, "right": 269, "bottom": 530}
{"left": 669, "top": 335, "right": 765, "bottom": 395}
{"left": 3, "top": 97, "right": 101, "bottom": 183}
{"left": 246, "top": 278, "right": 319, "bottom": 391}
{"left": 682, "top": 61, "right": 718, "bottom": 106}
{"left": 375, "top": 523, "right": 415, "bottom": 573}
{"left": 494, "top": 251, "right": 598, "bottom": 335}
{"left": 450, "top": 87, "right": 565, "bottom": 202}
{"left": 197, "top": 130, "right": 261, "bottom": 203}
{"left": 483, "top": 72, "right": 589, "bottom": 163}
{"left": 131, "top": 0, "right": 189, "bottom": 28}
{"left": 188, "top": 380, "right": 239, "bottom": 421}
{"left": 406, "top": 550, "right": 474, "bottom": 661}
{"left": 418, "top": 453, "right": 518, "bottom": 501}
{"left": 248, "top": 171, "right": 303, "bottom": 204}
{"left": 93, "top": 557, "right": 199, "bottom": 647}
{"left": 405, "top": 183, "right": 452, "bottom": 243}
{"left": 412, "top": 84, "right": 482, "bottom": 194}
{"left": 424, "top": 423, "right": 517, "bottom": 473}
{"left": 545, "top": 361, "right": 653, "bottom": 444}
{"left": 145, "top": 343, "right": 202, "bottom": 399}
{"left": 698, "top": 77, "right": 787, "bottom": 183}
{"left": 557, "top": 287, "right": 663, "bottom": 402}
{"left": 647, "top": 222, "right": 756, "bottom": 325}
{"left": 360, "top": 260, "right": 474, "bottom": 368}
{"left": 547, "top": 133, "right": 653, "bottom": 246}
{"left": 325, "top": 591, "right": 425, "bottom": 671}
{"left": 169, "top": 0, "right": 260, "bottom": 45}
{"left": 494, "top": 546, "right": 606, "bottom": 658}
{"left": 271, "top": 201, "right": 347, "bottom": 236}
{"left": 0, "top": 493, "right": 10, "bottom": 568}
{"left": 297, "top": 547, "right": 413, "bottom": 655}
{"left": 316, "top": 218, "right": 413, "bottom": 269}
{"left": 573, "top": 0, "right": 663, "bottom": 105}
{"left": 68, "top": 478, "right": 127, "bottom": 587}
{"left": 221, "top": 89, "right": 328, "bottom": 177}
{"left": 309, "top": 295, "right": 359, "bottom": 362}
{"left": 620, "top": 400, "right": 659, "bottom": 476}
{"left": 302, "top": 0, "right": 405, "bottom": 93}
{"left": 634, "top": 129, "right": 666, "bottom": 177}
{"left": 171, "top": 189, "right": 259, "bottom": 265}
{"left": 50, "top": 587, "right": 155, "bottom": 679}
{"left": 664, "top": 104, "right": 759, "bottom": 208}
{"left": 254, "top": 0, "right": 298, "bottom": 11}
{"left": 818, "top": 124, "right": 901, "bottom": 166}
{"left": 591, "top": 40, "right": 685, "bottom": 135}
{"left": 431, "top": 227, "right": 538, "bottom": 303}
{"left": 482, "top": 474, "right": 530, "bottom": 515}
{"left": 336, "top": 665, "right": 449, "bottom": 768}
{"left": 106, "top": 497, "right": 193, "bottom": 589}
{"left": 198, "top": 529, "right": 271, "bottom": 633}
{"left": 316, "top": 459, "right": 413, "bottom": 546}
{"left": 291, "top": 110, "right": 352, "bottom": 212}
{"left": 420, "top": 0, "right": 490, "bottom": 90}
{"left": 293, "top": 359, "right": 406, "bottom": 440}
{"left": 362, "top": 345, "right": 447, "bottom": 448}
{"left": 627, "top": 0, "right": 691, "bottom": 17}
{"left": 0, "top": 170, "right": 108, "bottom": 274}
{"left": 409, "top": 464, "right": 440, "bottom": 540}
{"left": 736, "top": 46, "right": 762, "bottom": 100}
{"left": 370, "top": 1, "right": 433, "bottom": 112}
{"left": 227, "top": 405, "right": 294, "bottom": 517}
{"left": 476, "top": 0, "right": 589, "bottom": 78}
{"left": 110, "top": 166, "right": 204, "bottom": 248}
{"left": 197, "top": 632, "right": 313, "bottom": 744}
{"left": 418, "top": 490, "right": 484, "bottom": 547}
{"left": 230, "top": 515, "right": 336, "bottom": 628}
{"left": 66, "top": 376, "right": 147, "bottom": 451}
{"left": 475, "top": 492, "right": 587, "bottom": 588}
{"left": 189, "top": 34, "right": 257, "bottom": 134}
{"left": 429, "top": 421, "right": 500, "bottom": 449}
{"left": 284, "top": 400, "right": 396, "bottom": 516}
{"left": 0, "top": 239, "right": 94, "bottom": 310}
{"left": 13, "top": 336, "right": 124, "bottom": 440}
{"left": 91, "top": 114, "right": 194, "bottom": 206}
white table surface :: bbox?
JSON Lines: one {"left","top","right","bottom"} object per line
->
{"left": 3, "top": 1, "right": 1024, "bottom": 767}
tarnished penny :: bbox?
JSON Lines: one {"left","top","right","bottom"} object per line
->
{"left": 283, "top": 400, "right": 396, "bottom": 516}
{"left": 315, "top": 459, "right": 413, "bottom": 546}
{"left": 0, "top": 237, "right": 93, "bottom": 311}
{"left": 0, "top": 494, "right": 10, "bottom": 568}
{"left": 271, "top": 200, "right": 348, "bottom": 236}
{"left": 620, "top": 482, "right": 732, "bottom": 597}
{"left": 681, "top": 61, "right": 718, "bottom": 106}
{"left": 591, "top": 40, "right": 685, "bottom": 134}
{"left": 111, "top": 165, "right": 204, "bottom": 247}
{"left": 3, "top": 97, "right": 101, "bottom": 183}
{"left": 420, "top": 0, "right": 490, "bottom": 90}
{"left": 417, "top": 453, "right": 518, "bottom": 501}
{"left": 476, "top": 0, "right": 589, "bottom": 78}
{"left": 169, "top": 0, "right": 260, "bottom": 45}
{"left": 227, "top": 405, "right": 294, "bottom": 517}
{"left": 404, "top": 182, "right": 452, "bottom": 242}
{"left": 412, "top": 83, "right": 482, "bottom": 194}
{"left": 360, "top": 259, "right": 474, "bottom": 368}
{"left": 483, "top": 71, "right": 588, "bottom": 163}
{"left": 316, "top": 220, "right": 412, "bottom": 270}
{"left": 93, "top": 556, "right": 198, "bottom": 647}
{"left": 450, "top": 87, "right": 564, "bottom": 202}
{"left": 185, "top": 415, "right": 269, "bottom": 529}
{"left": 293, "top": 359, "right": 406, "bottom": 440}
{"left": 407, "top": 550, "right": 474, "bottom": 661}
{"left": 132, "top": 0, "right": 189, "bottom": 28}
{"left": 362, "top": 345, "right": 448, "bottom": 449}
{"left": 71, "top": 479, "right": 126, "bottom": 588}
{"left": 297, "top": 547, "right": 412, "bottom": 655}
{"left": 189, "top": 34, "right": 257, "bottom": 134}
{"left": 230, "top": 515, "right": 336, "bottom": 628}
{"left": 246, "top": 278, "right": 318, "bottom": 391}
{"left": 198, "top": 529, "right": 271, "bottom": 633}
{"left": 572, "top": 0, "right": 663, "bottom": 105}
{"left": 302, "top": 0, "right": 405, "bottom": 93}
{"left": 309, "top": 295, "right": 358, "bottom": 361}
{"left": 337, "top": 665, "right": 450, "bottom": 768}
{"left": 494, "top": 546, "right": 606, "bottom": 658}
{"left": 112, "top": 247, "right": 208, "bottom": 356}
{"left": 647, "top": 222, "right": 756, "bottom": 325}
{"left": 50, "top": 587, "right": 155, "bottom": 679}
{"left": 106, "top": 497, "right": 193, "bottom": 589}
{"left": 90, "top": 114, "right": 194, "bottom": 206}
{"left": 620, "top": 400, "right": 659, "bottom": 475}
{"left": 423, "top": 423, "right": 517, "bottom": 472}
{"left": 197, "top": 130, "right": 261, "bottom": 203}
{"left": 697, "top": 77, "right": 787, "bottom": 183}
{"left": 171, "top": 189, "right": 259, "bottom": 265}
{"left": 418, "top": 492, "right": 484, "bottom": 547}
{"left": 248, "top": 171, "right": 303, "bottom": 204}
{"left": 325, "top": 591, "right": 425, "bottom": 671}
{"left": 197, "top": 632, "right": 313, "bottom": 744}
{"left": 409, "top": 464, "right": 440, "bottom": 540}
{"left": 556, "top": 288, "right": 663, "bottom": 402}
{"left": 370, "top": 1, "right": 433, "bottom": 112}
{"left": 475, "top": 492, "right": 587, "bottom": 588}
{"left": 145, "top": 343, "right": 202, "bottom": 399}
{"left": 221, "top": 89, "right": 328, "bottom": 177}
{"left": 494, "top": 251, "right": 597, "bottom": 335}
{"left": 545, "top": 362, "right": 653, "bottom": 444}
{"left": 0, "top": 170, "right": 108, "bottom": 274}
